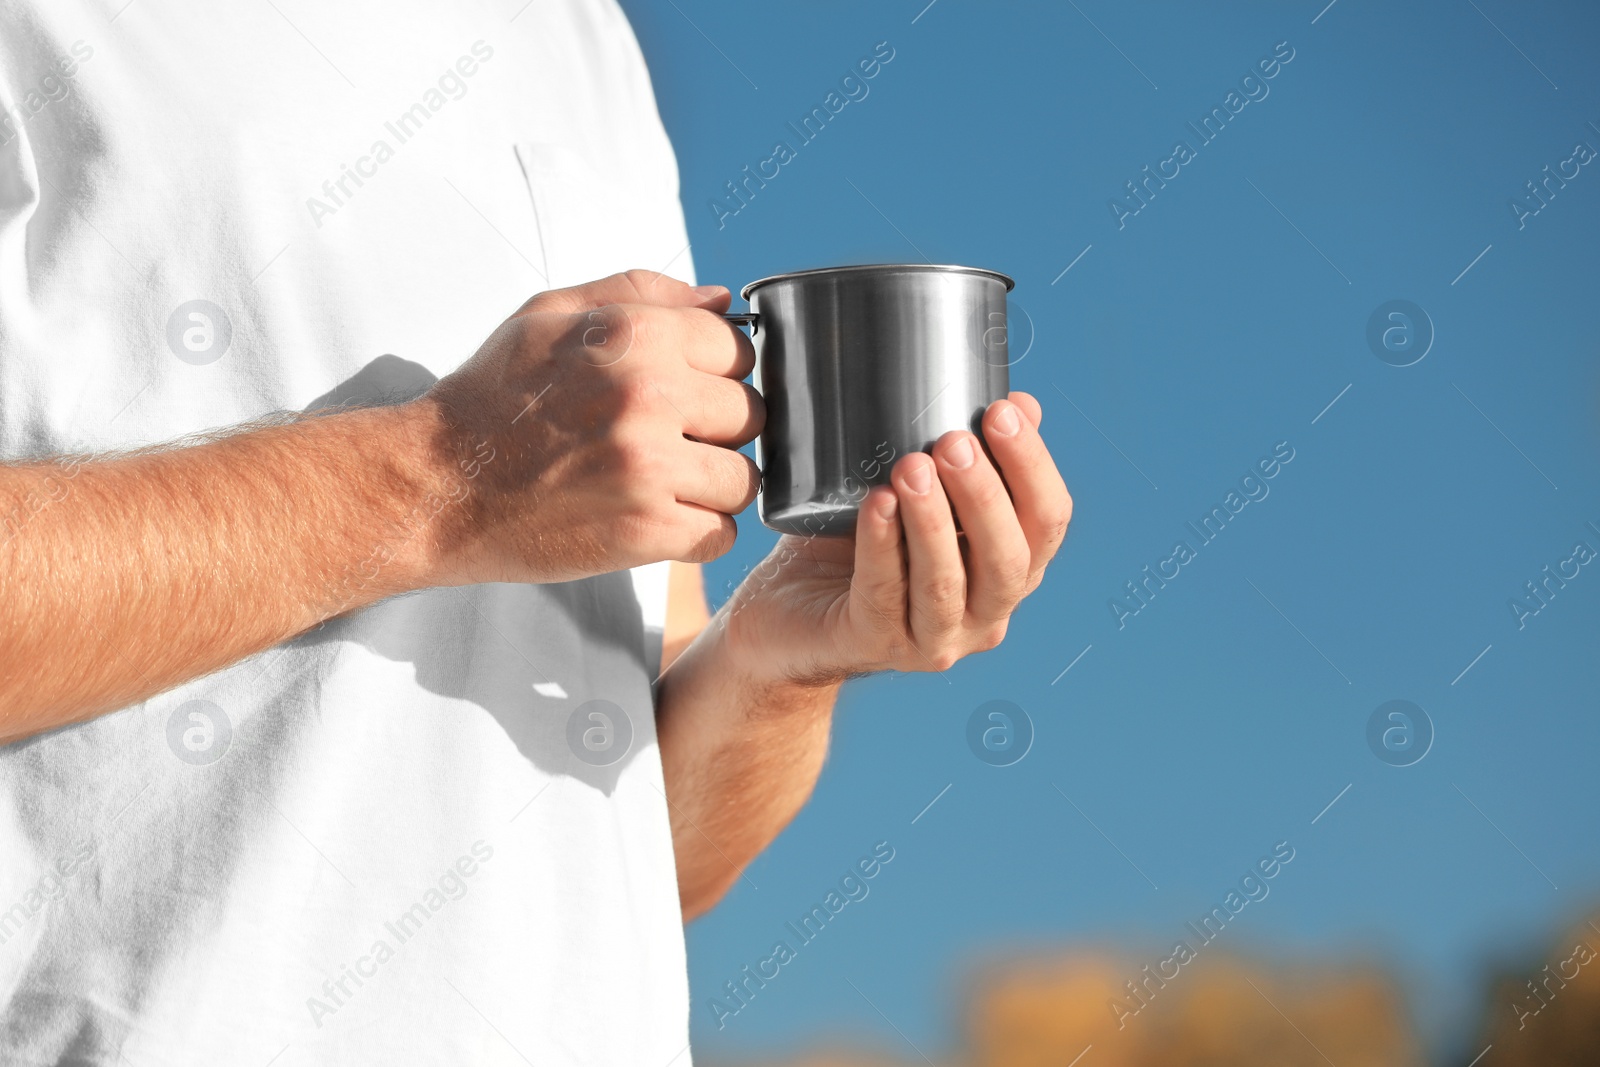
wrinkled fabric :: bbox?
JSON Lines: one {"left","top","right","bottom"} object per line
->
{"left": 0, "top": 2, "right": 694, "bottom": 1063}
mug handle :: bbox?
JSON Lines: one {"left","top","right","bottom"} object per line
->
{"left": 723, "top": 312, "right": 759, "bottom": 332}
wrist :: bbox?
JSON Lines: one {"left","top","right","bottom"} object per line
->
{"left": 332, "top": 397, "right": 474, "bottom": 597}
{"left": 717, "top": 585, "right": 862, "bottom": 692}
{"left": 674, "top": 612, "right": 845, "bottom": 727}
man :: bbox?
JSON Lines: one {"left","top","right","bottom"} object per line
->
{"left": 0, "top": 1, "right": 1068, "bottom": 1063}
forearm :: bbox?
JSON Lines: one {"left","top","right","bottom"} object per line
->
{"left": 0, "top": 401, "right": 451, "bottom": 740}
{"left": 655, "top": 613, "right": 842, "bottom": 921}
{"left": 654, "top": 394, "right": 1071, "bottom": 921}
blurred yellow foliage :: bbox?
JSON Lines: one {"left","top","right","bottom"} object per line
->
{"left": 964, "top": 954, "right": 1418, "bottom": 1067}
{"left": 710, "top": 908, "right": 1600, "bottom": 1067}
{"left": 1475, "top": 912, "right": 1600, "bottom": 1066}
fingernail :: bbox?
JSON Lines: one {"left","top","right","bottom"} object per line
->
{"left": 903, "top": 459, "right": 933, "bottom": 495}
{"left": 877, "top": 492, "right": 899, "bottom": 520}
{"left": 692, "top": 284, "right": 725, "bottom": 297}
{"left": 944, "top": 435, "right": 975, "bottom": 469}
{"left": 993, "top": 403, "right": 1021, "bottom": 437}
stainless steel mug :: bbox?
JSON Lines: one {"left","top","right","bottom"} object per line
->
{"left": 724, "top": 263, "right": 1015, "bottom": 536}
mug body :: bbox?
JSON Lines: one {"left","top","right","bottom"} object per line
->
{"left": 745, "top": 264, "right": 1014, "bottom": 536}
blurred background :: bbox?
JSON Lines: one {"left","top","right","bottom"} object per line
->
{"left": 619, "top": 2, "right": 1600, "bottom": 1064}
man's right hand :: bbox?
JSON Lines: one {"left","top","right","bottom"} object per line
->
{"left": 0, "top": 269, "right": 760, "bottom": 737}
{"left": 414, "top": 270, "right": 764, "bottom": 586}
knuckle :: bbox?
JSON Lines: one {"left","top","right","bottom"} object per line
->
{"left": 1048, "top": 496, "right": 1073, "bottom": 545}
{"left": 921, "top": 572, "right": 966, "bottom": 620}
{"left": 862, "top": 594, "right": 906, "bottom": 636}
{"left": 571, "top": 304, "right": 636, "bottom": 366}
{"left": 684, "top": 516, "right": 737, "bottom": 562}
{"left": 735, "top": 453, "right": 762, "bottom": 509}
{"left": 700, "top": 308, "right": 754, "bottom": 371}
{"left": 695, "top": 378, "right": 735, "bottom": 430}
{"left": 619, "top": 303, "right": 663, "bottom": 353}
{"left": 866, "top": 616, "right": 902, "bottom": 650}
{"left": 613, "top": 509, "right": 669, "bottom": 558}
{"left": 618, "top": 303, "right": 681, "bottom": 364}
{"left": 928, "top": 649, "right": 961, "bottom": 673}
{"left": 977, "top": 621, "right": 1009, "bottom": 652}
{"left": 743, "top": 381, "right": 767, "bottom": 435}
{"left": 519, "top": 290, "right": 557, "bottom": 315}
{"left": 700, "top": 380, "right": 762, "bottom": 444}
{"left": 966, "top": 473, "right": 1009, "bottom": 512}
{"left": 622, "top": 269, "right": 677, "bottom": 304}
{"left": 615, "top": 372, "right": 665, "bottom": 420}
{"left": 698, "top": 454, "right": 731, "bottom": 506}
{"left": 999, "top": 545, "right": 1033, "bottom": 588}
{"left": 877, "top": 633, "right": 910, "bottom": 662}
{"left": 609, "top": 432, "right": 664, "bottom": 485}
{"left": 687, "top": 305, "right": 726, "bottom": 344}
{"left": 923, "top": 572, "right": 966, "bottom": 610}
{"left": 736, "top": 382, "right": 761, "bottom": 441}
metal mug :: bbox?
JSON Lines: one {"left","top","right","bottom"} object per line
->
{"left": 723, "top": 263, "right": 1015, "bottom": 536}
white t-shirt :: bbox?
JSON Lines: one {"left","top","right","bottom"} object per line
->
{"left": 0, "top": 3, "right": 696, "bottom": 1064}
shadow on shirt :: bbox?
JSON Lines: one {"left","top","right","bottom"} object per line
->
{"left": 291, "top": 355, "right": 656, "bottom": 795}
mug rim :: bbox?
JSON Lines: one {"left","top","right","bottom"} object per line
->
{"left": 740, "top": 263, "right": 1015, "bottom": 300}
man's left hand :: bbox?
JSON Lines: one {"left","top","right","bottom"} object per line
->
{"left": 723, "top": 391, "right": 1071, "bottom": 684}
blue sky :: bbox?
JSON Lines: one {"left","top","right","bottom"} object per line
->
{"left": 620, "top": 1, "right": 1600, "bottom": 1061}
